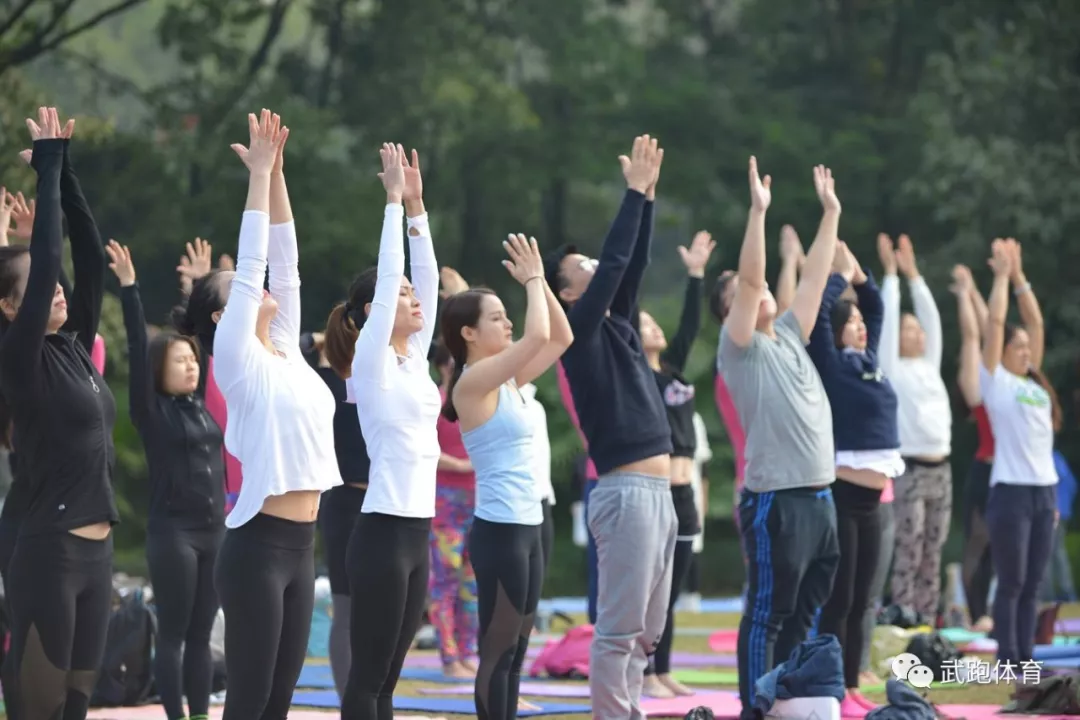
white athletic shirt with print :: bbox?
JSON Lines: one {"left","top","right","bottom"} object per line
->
{"left": 348, "top": 206, "right": 441, "bottom": 518}
{"left": 979, "top": 364, "right": 1056, "bottom": 487}
{"left": 214, "top": 212, "right": 342, "bottom": 529}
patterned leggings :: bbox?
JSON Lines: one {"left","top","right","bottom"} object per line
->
{"left": 890, "top": 461, "right": 952, "bottom": 617}
{"left": 429, "top": 485, "right": 479, "bottom": 664}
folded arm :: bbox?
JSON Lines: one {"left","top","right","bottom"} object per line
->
{"left": 879, "top": 274, "right": 901, "bottom": 377}
{"left": 352, "top": 204, "right": 405, "bottom": 386}
{"left": 568, "top": 190, "right": 646, "bottom": 337}
{"left": 0, "top": 139, "right": 65, "bottom": 396}
{"left": 60, "top": 144, "right": 106, "bottom": 351}
{"left": 407, "top": 212, "right": 438, "bottom": 354}
{"left": 213, "top": 210, "right": 271, "bottom": 391}
{"left": 909, "top": 276, "right": 943, "bottom": 370}
{"left": 610, "top": 200, "right": 653, "bottom": 319}
{"left": 806, "top": 273, "right": 848, "bottom": 371}
{"left": 663, "top": 276, "right": 703, "bottom": 373}
{"left": 514, "top": 281, "right": 573, "bottom": 387}
{"left": 955, "top": 287, "right": 981, "bottom": 408}
{"left": 120, "top": 284, "right": 151, "bottom": 429}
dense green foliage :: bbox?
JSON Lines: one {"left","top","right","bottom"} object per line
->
{"left": 2, "top": 0, "right": 1080, "bottom": 592}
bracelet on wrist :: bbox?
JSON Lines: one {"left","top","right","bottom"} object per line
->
{"left": 1014, "top": 281, "right": 1032, "bottom": 296}
{"left": 526, "top": 275, "right": 544, "bottom": 285}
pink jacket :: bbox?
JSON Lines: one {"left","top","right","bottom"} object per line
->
{"left": 203, "top": 355, "right": 243, "bottom": 509}
{"left": 557, "top": 362, "right": 598, "bottom": 480}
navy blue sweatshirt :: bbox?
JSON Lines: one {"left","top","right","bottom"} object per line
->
{"left": 654, "top": 276, "right": 702, "bottom": 458}
{"left": 0, "top": 139, "right": 118, "bottom": 535}
{"left": 560, "top": 191, "right": 672, "bottom": 475}
{"left": 122, "top": 284, "right": 225, "bottom": 531}
{"left": 806, "top": 272, "right": 899, "bottom": 452}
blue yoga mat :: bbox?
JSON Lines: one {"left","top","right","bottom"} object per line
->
{"left": 291, "top": 690, "right": 590, "bottom": 715}
{"left": 297, "top": 664, "right": 334, "bottom": 689}
{"left": 1043, "top": 656, "right": 1080, "bottom": 669}
{"left": 399, "top": 666, "right": 478, "bottom": 683}
{"left": 540, "top": 596, "right": 742, "bottom": 615}
{"left": 1034, "top": 644, "right": 1080, "bottom": 661}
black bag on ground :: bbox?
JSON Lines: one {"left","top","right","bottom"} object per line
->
{"left": 90, "top": 589, "right": 156, "bottom": 707}
{"left": 904, "top": 632, "right": 962, "bottom": 682}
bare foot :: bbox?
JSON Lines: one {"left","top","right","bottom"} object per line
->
{"left": 973, "top": 615, "right": 994, "bottom": 633}
{"left": 461, "top": 657, "right": 478, "bottom": 673}
{"left": 859, "top": 671, "right": 881, "bottom": 686}
{"left": 658, "top": 674, "right": 695, "bottom": 696}
{"left": 518, "top": 700, "right": 542, "bottom": 711}
{"left": 442, "top": 660, "right": 474, "bottom": 679}
{"left": 643, "top": 673, "right": 675, "bottom": 698}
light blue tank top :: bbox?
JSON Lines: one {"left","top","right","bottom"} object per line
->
{"left": 461, "top": 382, "right": 543, "bottom": 525}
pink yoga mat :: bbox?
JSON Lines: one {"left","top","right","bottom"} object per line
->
{"left": 88, "top": 708, "right": 334, "bottom": 720}
{"left": 641, "top": 690, "right": 739, "bottom": 718}
{"left": 406, "top": 649, "right": 734, "bottom": 670}
{"left": 1058, "top": 618, "right": 1080, "bottom": 633}
{"left": 708, "top": 629, "right": 738, "bottom": 654}
{"left": 420, "top": 682, "right": 592, "bottom": 698}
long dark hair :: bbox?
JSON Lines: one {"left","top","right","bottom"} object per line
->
{"left": 148, "top": 331, "right": 201, "bottom": 395}
{"left": 170, "top": 271, "right": 226, "bottom": 356}
{"left": 708, "top": 270, "right": 736, "bottom": 323}
{"left": 0, "top": 246, "right": 31, "bottom": 442}
{"left": 831, "top": 299, "right": 857, "bottom": 348}
{"left": 1005, "top": 324, "right": 1063, "bottom": 431}
{"left": 324, "top": 267, "right": 378, "bottom": 379}
{"left": 439, "top": 288, "right": 496, "bottom": 422}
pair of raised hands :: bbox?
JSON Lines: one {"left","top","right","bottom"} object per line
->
{"left": 748, "top": 158, "right": 841, "bottom": 213}
{"left": 0, "top": 188, "right": 35, "bottom": 244}
{"left": 878, "top": 233, "right": 918, "bottom": 277}
{"left": 619, "top": 135, "right": 664, "bottom": 196}
{"left": 987, "top": 238, "right": 1025, "bottom": 279}
{"left": 439, "top": 236, "right": 546, "bottom": 290}
{"left": 20, "top": 106, "right": 75, "bottom": 164}
{"left": 105, "top": 235, "right": 233, "bottom": 292}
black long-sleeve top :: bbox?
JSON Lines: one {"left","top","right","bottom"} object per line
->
{"left": 560, "top": 191, "right": 673, "bottom": 475}
{"left": 0, "top": 139, "right": 118, "bottom": 536}
{"left": 121, "top": 284, "right": 225, "bottom": 530}
{"left": 654, "top": 276, "right": 703, "bottom": 458}
{"left": 314, "top": 366, "right": 371, "bottom": 485}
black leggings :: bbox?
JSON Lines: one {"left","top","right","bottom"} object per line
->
{"left": 8, "top": 531, "right": 113, "bottom": 720}
{"left": 343, "top": 513, "right": 430, "bottom": 720}
{"left": 0, "top": 512, "right": 21, "bottom": 720}
{"left": 818, "top": 480, "right": 882, "bottom": 689}
{"left": 469, "top": 518, "right": 543, "bottom": 720}
{"left": 540, "top": 499, "right": 554, "bottom": 573}
{"left": 214, "top": 513, "right": 315, "bottom": 720}
{"left": 963, "top": 459, "right": 994, "bottom": 621}
{"left": 649, "top": 484, "right": 699, "bottom": 676}
{"left": 318, "top": 484, "right": 366, "bottom": 698}
{"left": 146, "top": 526, "right": 223, "bottom": 720}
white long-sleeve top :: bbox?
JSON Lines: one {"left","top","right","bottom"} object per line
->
{"left": 214, "top": 212, "right": 341, "bottom": 529}
{"left": 879, "top": 274, "right": 952, "bottom": 457}
{"left": 521, "top": 382, "right": 555, "bottom": 506}
{"left": 349, "top": 206, "right": 441, "bottom": 518}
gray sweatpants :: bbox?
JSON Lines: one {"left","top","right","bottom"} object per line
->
{"left": 588, "top": 473, "right": 677, "bottom": 720}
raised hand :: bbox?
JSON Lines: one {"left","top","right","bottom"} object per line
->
{"left": 832, "top": 240, "right": 855, "bottom": 283}
{"left": 877, "top": 233, "right": 897, "bottom": 275}
{"left": 619, "top": 135, "right": 663, "bottom": 194}
{"left": 9, "top": 192, "right": 34, "bottom": 240}
{"left": 26, "top": 107, "right": 63, "bottom": 142}
{"left": 678, "top": 231, "right": 715, "bottom": 279}
{"left": 748, "top": 156, "right": 772, "bottom": 211}
{"left": 848, "top": 244, "right": 867, "bottom": 284}
{"left": 176, "top": 238, "right": 213, "bottom": 283}
{"left": 895, "top": 234, "right": 918, "bottom": 278}
{"left": 231, "top": 109, "right": 288, "bottom": 175}
{"left": 813, "top": 165, "right": 840, "bottom": 212}
{"left": 218, "top": 253, "right": 235, "bottom": 271}
{"left": 1004, "top": 238, "right": 1024, "bottom": 281}
{"left": 105, "top": 240, "right": 137, "bottom": 288}
{"left": 402, "top": 149, "right": 424, "bottom": 204}
{"left": 950, "top": 264, "right": 973, "bottom": 296}
{"left": 0, "top": 188, "right": 13, "bottom": 245}
{"left": 988, "top": 238, "right": 1012, "bottom": 277}
{"left": 378, "top": 143, "right": 407, "bottom": 202}
{"left": 272, "top": 117, "right": 290, "bottom": 174}
{"left": 780, "top": 225, "right": 805, "bottom": 266}
{"left": 439, "top": 266, "right": 469, "bottom": 298}
{"left": 646, "top": 144, "right": 664, "bottom": 201}
{"left": 501, "top": 234, "right": 544, "bottom": 285}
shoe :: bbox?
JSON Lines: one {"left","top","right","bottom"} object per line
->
{"left": 840, "top": 694, "right": 869, "bottom": 718}
{"left": 850, "top": 690, "right": 876, "bottom": 711}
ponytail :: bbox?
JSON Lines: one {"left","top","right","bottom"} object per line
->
{"left": 1028, "top": 366, "right": 1063, "bottom": 432}
{"left": 324, "top": 303, "right": 360, "bottom": 380}
{"left": 441, "top": 357, "right": 467, "bottom": 422}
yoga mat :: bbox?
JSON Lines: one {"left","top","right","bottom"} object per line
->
{"left": 938, "top": 704, "right": 1078, "bottom": 720}
{"left": 1042, "top": 656, "right": 1080, "bottom": 669}
{"left": 292, "top": 691, "right": 590, "bottom": 715}
{"left": 641, "top": 690, "right": 740, "bottom": 718}
{"left": 540, "top": 596, "right": 742, "bottom": 615}
{"left": 672, "top": 669, "right": 739, "bottom": 685}
{"left": 420, "top": 682, "right": 592, "bottom": 698}
{"left": 708, "top": 629, "right": 738, "bottom": 654}
{"left": 672, "top": 650, "right": 737, "bottom": 667}
{"left": 939, "top": 627, "right": 985, "bottom": 644}
{"left": 89, "top": 709, "right": 334, "bottom": 720}
{"left": 400, "top": 666, "right": 489, "bottom": 683}
{"left": 1058, "top": 617, "right": 1080, "bottom": 633}
{"left": 297, "top": 663, "right": 334, "bottom": 688}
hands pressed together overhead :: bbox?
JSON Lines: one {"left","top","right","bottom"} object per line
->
{"left": 502, "top": 234, "right": 544, "bottom": 285}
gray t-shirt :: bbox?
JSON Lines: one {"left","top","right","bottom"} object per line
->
{"left": 718, "top": 310, "right": 835, "bottom": 492}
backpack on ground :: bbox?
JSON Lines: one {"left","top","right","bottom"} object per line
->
{"left": 528, "top": 624, "right": 592, "bottom": 679}
{"left": 90, "top": 589, "right": 156, "bottom": 707}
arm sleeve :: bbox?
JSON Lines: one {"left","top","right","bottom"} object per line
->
{"left": 567, "top": 190, "right": 646, "bottom": 337}
{"left": 352, "top": 204, "right": 405, "bottom": 386}
{"left": 855, "top": 272, "right": 885, "bottom": 356}
{"left": 0, "top": 139, "right": 65, "bottom": 399}
{"left": 267, "top": 221, "right": 301, "bottom": 358}
{"left": 59, "top": 145, "right": 107, "bottom": 352}
{"left": 611, "top": 200, "right": 653, "bottom": 319}
{"left": 407, "top": 213, "right": 438, "bottom": 355}
{"left": 212, "top": 211, "right": 270, "bottom": 392}
{"left": 661, "top": 275, "right": 703, "bottom": 373}
{"left": 806, "top": 273, "right": 847, "bottom": 371}
{"left": 879, "top": 274, "right": 901, "bottom": 377}
{"left": 909, "top": 276, "right": 944, "bottom": 371}
{"left": 120, "top": 284, "right": 151, "bottom": 429}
